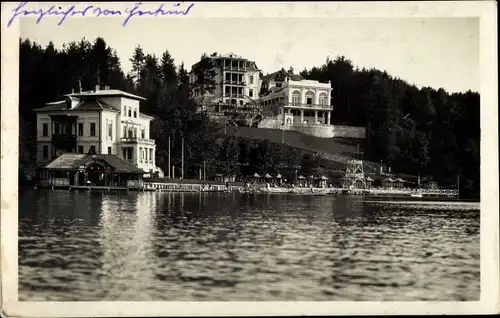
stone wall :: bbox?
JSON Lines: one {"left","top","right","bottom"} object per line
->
{"left": 288, "top": 123, "right": 334, "bottom": 138}
{"left": 331, "top": 125, "right": 366, "bottom": 138}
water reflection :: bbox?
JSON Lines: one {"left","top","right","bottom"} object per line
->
{"left": 19, "top": 191, "right": 479, "bottom": 301}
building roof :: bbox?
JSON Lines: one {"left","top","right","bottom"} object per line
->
{"left": 34, "top": 98, "right": 118, "bottom": 112}
{"left": 261, "top": 69, "right": 304, "bottom": 83}
{"left": 69, "top": 89, "right": 146, "bottom": 101}
{"left": 44, "top": 153, "right": 145, "bottom": 174}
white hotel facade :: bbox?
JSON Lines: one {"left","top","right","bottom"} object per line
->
{"left": 34, "top": 85, "right": 161, "bottom": 176}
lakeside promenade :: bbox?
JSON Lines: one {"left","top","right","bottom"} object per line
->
{"left": 37, "top": 179, "right": 459, "bottom": 198}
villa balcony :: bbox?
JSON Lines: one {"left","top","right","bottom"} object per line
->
{"left": 223, "top": 93, "right": 246, "bottom": 98}
{"left": 120, "top": 137, "right": 155, "bottom": 146}
{"left": 222, "top": 65, "right": 248, "bottom": 72}
{"left": 51, "top": 134, "right": 77, "bottom": 149}
{"left": 285, "top": 103, "right": 333, "bottom": 110}
{"left": 222, "top": 80, "right": 246, "bottom": 86}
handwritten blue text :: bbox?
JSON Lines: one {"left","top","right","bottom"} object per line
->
{"left": 7, "top": 2, "right": 195, "bottom": 28}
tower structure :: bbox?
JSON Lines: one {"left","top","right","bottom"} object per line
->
{"left": 342, "top": 144, "right": 366, "bottom": 189}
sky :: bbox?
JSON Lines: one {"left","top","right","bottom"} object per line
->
{"left": 20, "top": 16, "right": 479, "bottom": 93}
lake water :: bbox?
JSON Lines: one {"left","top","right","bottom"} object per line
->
{"left": 18, "top": 190, "right": 480, "bottom": 301}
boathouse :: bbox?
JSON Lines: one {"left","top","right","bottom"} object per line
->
{"left": 39, "top": 153, "right": 145, "bottom": 188}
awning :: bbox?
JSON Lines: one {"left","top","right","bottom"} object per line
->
{"left": 298, "top": 175, "right": 305, "bottom": 180}
{"left": 253, "top": 173, "right": 261, "bottom": 178}
{"left": 264, "top": 173, "right": 272, "bottom": 179}
{"left": 276, "top": 174, "right": 282, "bottom": 179}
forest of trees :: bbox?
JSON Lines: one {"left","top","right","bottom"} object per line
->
{"left": 19, "top": 38, "right": 479, "bottom": 197}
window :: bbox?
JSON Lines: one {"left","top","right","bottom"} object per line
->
{"left": 239, "top": 100, "right": 244, "bottom": 106}
{"left": 139, "top": 147, "right": 143, "bottom": 161}
{"left": 149, "top": 149, "right": 153, "bottom": 162}
{"left": 108, "top": 123, "right": 113, "bottom": 139}
{"left": 305, "top": 91, "right": 315, "bottom": 105}
{"left": 123, "top": 126, "right": 127, "bottom": 138}
{"left": 249, "top": 89, "right": 253, "bottom": 98}
{"left": 141, "top": 129, "right": 145, "bottom": 139}
{"left": 42, "top": 145, "right": 48, "bottom": 159}
{"left": 128, "top": 128, "right": 133, "bottom": 138}
{"left": 319, "top": 93, "right": 328, "bottom": 106}
{"left": 225, "top": 73, "right": 231, "bottom": 81}
{"left": 90, "top": 123, "right": 96, "bottom": 136}
{"left": 133, "top": 110, "right": 137, "bottom": 118}
{"left": 78, "top": 123, "right": 83, "bottom": 136}
{"left": 89, "top": 145, "right": 96, "bottom": 154}
{"left": 42, "top": 123, "right": 48, "bottom": 137}
{"left": 276, "top": 82, "right": 282, "bottom": 88}
{"left": 78, "top": 146, "right": 84, "bottom": 154}
{"left": 128, "top": 107, "right": 131, "bottom": 117}
{"left": 108, "top": 147, "right": 112, "bottom": 154}
{"left": 249, "top": 75, "right": 254, "bottom": 84}
{"left": 122, "top": 148, "right": 127, "bottom": 159}
{"left": 54, "top": 122, "right": 60, "bottom": 135}
{"left": 292, "top": 91, "right": 301, "bottom": 105}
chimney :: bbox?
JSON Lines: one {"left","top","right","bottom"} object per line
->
{"left": 66, "top": 96, "right": 71, "bottom": 109}
{"left": 95, "top": 84, "right": 100, "bottom": 92}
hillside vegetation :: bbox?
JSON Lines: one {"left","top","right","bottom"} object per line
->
{"left": 221, "top": 126, "right": 380, "bottom": 172}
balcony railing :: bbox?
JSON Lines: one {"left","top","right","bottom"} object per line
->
{"left": 51, "top": 134, "right": 77, "bottom": 144}
{"left": 222, "top": 80, "right": 246, "bottom": 86}
{"left": 121, "top": 137, "right": 155, "bottom": 145}
{"left": 285, "top": 103, "right": 333, "bottom": 110}
{"left": 223, "top": 93, "right": 246, "bottom": 98}
{"left": 222, "top": 65, "right": 248, "bottom": 71}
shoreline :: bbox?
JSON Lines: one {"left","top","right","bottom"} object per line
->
{"left": 32, "top": 182, "right": 460, "bottom": 199}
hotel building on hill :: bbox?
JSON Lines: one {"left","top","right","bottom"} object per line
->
{"left": 34, "top": 85, "right": 162, "bottom": 178}
{"left": 189, "top": 52, "right": 262, "bottom": 116}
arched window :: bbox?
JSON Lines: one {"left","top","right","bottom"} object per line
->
{"left": 319, "top": 92, "right": 328, "bottom": 106}
{"left": 305, "top": 91, "right": 315, "bottom": 105}
{"left": 292, "top": 90, "right": 301, "bottom": 105}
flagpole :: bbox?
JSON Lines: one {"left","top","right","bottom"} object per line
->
{"left": 168, "top": 136, "right": 171, "bottom": 178}
{"left": 181, "top": 137, "right": 184, "bottom": 179}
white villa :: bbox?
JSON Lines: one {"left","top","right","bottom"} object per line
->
{"left": 258, "top": 68, "right": 339, "bottom": 138}
{"left": 34, "top": 85, "right": 162, "bottom": 177}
